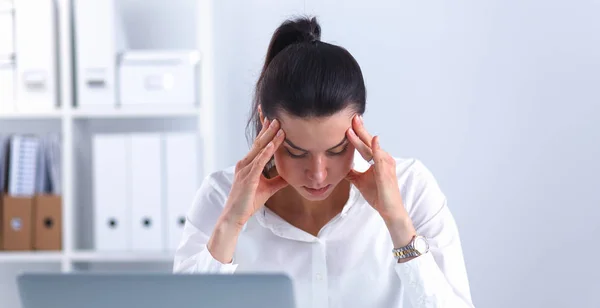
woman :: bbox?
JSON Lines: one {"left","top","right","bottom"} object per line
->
{"left": 173, "top": 16, "right": 475, "bottom": 308}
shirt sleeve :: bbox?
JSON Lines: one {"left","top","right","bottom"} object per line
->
{"left": 172, "top": 174, "right": 238, "bottom": 274}
{"left": 394, "top": 160, "right": 475, "bottom": 307}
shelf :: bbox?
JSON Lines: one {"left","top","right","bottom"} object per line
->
{"left": 69, "top": 251, "right": 175, "bottom": 263}
{"left": 71, "top": 106, "right": 200, "bottom": 119}
{"left": 0, "top": 110, "right": 63, "bottom": 119}
{"left": 0, "top": 251, "right": 64, "bottom": 263}
{"left": 0, "top": 251, "right": 174, "bottom": 263}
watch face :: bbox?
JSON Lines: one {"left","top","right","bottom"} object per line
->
{"left": 414, "top": 236, "right": 429, "bottom": 253}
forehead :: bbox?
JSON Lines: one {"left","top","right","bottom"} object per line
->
{"left": 277, "top": 109, "right": 355, "bottom": 150}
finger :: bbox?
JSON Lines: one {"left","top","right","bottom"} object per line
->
{"left": 352, "top": 115, "right": 374, "bottom": 149}
{"left": 372, "top": 136, "right": 392, "bottom": 165}
{"left": 372, "top": 136, "right": 390, "bottom": 167}
{"left": 347, "top": 127, "right": 373, "bottom": 162}
{"left": 240, "top": 119, "right": 280, "bottom": 167}
{"left": 345, "top": 169, "right": 362, "bottom": 183}
{"left": 371, "top": 136, "right": 395, "bottom": 182}
{"left": 345, "top": 167, "right": 374, "bottom": 190}
{"left": 256, "top": 117, "right": 270, "bottom": 140}
{"left": 265, "top": 175, "right": 289, "bottom": 196}
{"left": 249, "top": 128, "right": 285, "bottom": 176}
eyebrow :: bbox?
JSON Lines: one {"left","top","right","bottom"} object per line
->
{"left": 284, "top": 136, "right": 348, "bottom": 152}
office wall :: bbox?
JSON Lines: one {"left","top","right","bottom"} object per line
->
{"left": 213, "top": 0, "right": 600, "bottom": 307}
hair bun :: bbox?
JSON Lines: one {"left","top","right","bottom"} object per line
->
{"left": 304, "top": 17, "right": 321, "bottom": 43}
{"left": 260, "top": 16, "right": 322, "bottom": 71}
{"left": 291, "top": 15, "right": 321, "bottom": 44}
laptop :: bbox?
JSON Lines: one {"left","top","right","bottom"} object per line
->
{"left": 17, "top": 272, "right": 296, "bottom": 308}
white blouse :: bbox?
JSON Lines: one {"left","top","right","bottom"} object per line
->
{"left": 173, "top": 154, "right": 475, "bottom": 308}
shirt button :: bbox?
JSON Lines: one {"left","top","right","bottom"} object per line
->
{"left": 316, "top": 273, "right": 323, "bottom": 281}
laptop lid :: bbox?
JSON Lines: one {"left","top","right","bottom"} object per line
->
{"left": 17, "top": 272, "right": 296, "bottom": 308}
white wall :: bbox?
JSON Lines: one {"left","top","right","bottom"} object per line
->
{"left": 211, "top": 0, "right": 306, "bottom": 166}
{"left": 213, "top": 0, "right": 600, "bottom": 307}
{"left": 118, "top": 0, "right": 197, "bottom": 50}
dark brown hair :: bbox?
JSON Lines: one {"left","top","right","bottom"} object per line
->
{"left": 246, "top": 15, "right": 367, "bottom": 145}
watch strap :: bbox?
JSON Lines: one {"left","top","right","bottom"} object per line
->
{"left": 392, "top": 235, "right": 426, "bottom": 260}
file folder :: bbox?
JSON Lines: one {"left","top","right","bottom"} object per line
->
{"left": 44, "top": 133, "right": 62, "bottom": 195}
{"left": 0, "top": 134, "right": 8, "bottom": 192}
{"left": 35, "top": 136, "right": 49, "bottom": 194}
{"left": 1, "top": 195, "right": 33, "bottom": 250}
{"left": 92, "top": 134, "right": 130, "bottom": 251}
{"left": 33, "top": 194, "right": 62, "bottom": 250}
{"left": 164, "top": 133, "right": 199, "bottom": 251}
{"left": 0, "top": 57, "right": 15, "bottom": 113}
{"left": 74, "top": 0, "right": 127, "bottom": 108}
{"left": 7, "top": 135, "right": 39, "bottom": 197}
{"left": 129, "top": 133, "right": 164, "bottom": 251}
{"left": 13, "top": 0, "right": 58, "bottom": 111}
{"left": 0, "top": 1, "right": 14, "bottom": 58}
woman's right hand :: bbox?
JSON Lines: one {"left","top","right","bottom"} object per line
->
{"left": 208, "top": 117, "right": 287, "bottom": 264}
{"left": 221, "top": 118, "right": 288, "bottom": 229}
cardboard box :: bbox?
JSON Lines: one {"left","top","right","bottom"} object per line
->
{"left": 33, "top": 194, "right": 62, "bottom": 250}
{"left": 0, "top": 195, "right": 33, "bottom": 250}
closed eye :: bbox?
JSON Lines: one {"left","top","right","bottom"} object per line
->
{"left": 327, "top": 143, "right": 349, "bottom": 156}
{"left": 284, "top": 140, "right": 349, "bottom": 159}
{"left": 285, "top": 148, "right": 307, "bottom": 158}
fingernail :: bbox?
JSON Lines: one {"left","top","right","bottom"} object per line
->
{"left": 359, "top": 115, "right": 364, "bottom": 124}
{"left": 267, "top": 141, "right": 273, "bottom": 148}
{"left": 348, "top": 128, "right": 356, "bottom": 136}
{"left": 277, "top": 129, "right": 283, "bottom": 136}
{"left": 270, "top": 119, "right": 278, "bottom": 128}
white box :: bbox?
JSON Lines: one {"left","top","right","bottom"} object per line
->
{"left": 129, "top": 133, "right": 164, "bottom": 252}
{"left": 118, "top": 51, "right": 200, "bottom": 106}
{"left": 92, "top": 134, "right": 130, "bottom": 251}
{"left": 74, "top": 0, "right": 127, "bottom": 108}
{"left": 0, "top": 1, "right": 14, "bottom": 57}
{"left": 0, "top": 58, "right": 15, "bottom": 112}
{"left": 13, "top": 0, "right": 58, "bottom": 111}
{"left": 164, "top": 132, "right": 199, "bottom": 251}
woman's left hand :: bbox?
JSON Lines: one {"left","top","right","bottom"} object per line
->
{"left": 345, "top": 115, "right": 417, "bottom": 248}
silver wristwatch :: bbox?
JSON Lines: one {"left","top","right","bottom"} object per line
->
{"left": 392, "top": 235, "right": 430, "bottom": 260}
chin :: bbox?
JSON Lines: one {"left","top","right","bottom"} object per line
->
{"left": 295, "top": 184, "right": 336, "bottom": 201}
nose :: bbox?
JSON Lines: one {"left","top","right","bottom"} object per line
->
{"left": 306, "top": 155, "right": 327, "bottom": 185}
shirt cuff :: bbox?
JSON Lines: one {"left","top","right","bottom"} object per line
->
{"left": 394, "top": 252, "right": 446, "bottom": 306}
{"left": 195, "top": 244, "right": 239, "bottom": 274}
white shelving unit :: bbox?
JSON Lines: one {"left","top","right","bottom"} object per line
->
{"left": 0, "top": 0, "right": 215, "bottom": 272}
{"left": 0, "top": 251, "right": 64, "bottom": 263}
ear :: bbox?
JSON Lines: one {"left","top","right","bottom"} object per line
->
{"left": 258, "top": 105, "right": 265, "bottom": 123}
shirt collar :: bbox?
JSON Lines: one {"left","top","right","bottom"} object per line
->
{"left": 253, "top": 151, "right": 368, "bottom": 241}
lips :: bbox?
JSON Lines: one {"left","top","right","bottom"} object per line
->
{"left": 304, "top": 184, "right": 332, "bottom": 196}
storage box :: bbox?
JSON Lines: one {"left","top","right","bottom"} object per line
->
{"left": 0, "top": 195, "right": 33, "bottom": 250}
{"left": 118, "top": 50, "right": 200, "bottom": 106}
{"left": 33, "top": 194, "right": 61, "bottom": 250}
